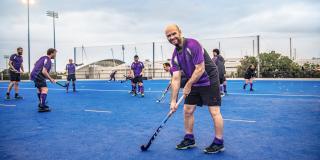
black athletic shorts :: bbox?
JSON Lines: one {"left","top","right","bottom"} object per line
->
{"left": 67, "top": 74, "right": 76, "bottom": 81}
{"left": 34, "top": 79, "right": 47, "bottom": 89}
{"left": 180, "top": 77, "right": 188, "bottom": 88}
{"left": 244, "top": 75, "right": 253, "bottom": 79}
{"left": 9, "top": 70, "right": 21, "bottom": 82}
{"left": 133, "top": 76, "right": 143, "bottom": 83}
{"left": 185, "top": 84, "right": 221, "bottom": 107}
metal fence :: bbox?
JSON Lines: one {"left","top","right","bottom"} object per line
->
{"left": 1, "top": 35, "right": 318, "bottom": 80}
{"left": 73, "top": 35, "right": 262, "bottom": 79}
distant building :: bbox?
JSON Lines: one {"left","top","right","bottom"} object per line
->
{"left": 225, "top": 58, "right": 241, "bottom": 77}
{"left": 294, "top": 58, "right": 320, "bottom": 66}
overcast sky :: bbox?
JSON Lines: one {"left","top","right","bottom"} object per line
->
{"left": 1, "top": 0, "right": 320, "bottom": 71}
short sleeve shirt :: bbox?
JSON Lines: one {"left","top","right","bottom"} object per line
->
{"left": 171, "top": 38, "right": 219, "bottom": 86}
{"left": 30, "top": 56, "right": 52, "bottom": 81}
{"left": 131, "top": 61, "right": 144, "bottom": 77}
{"left": 9, "top": 54, "right": 23, "bottom": 71}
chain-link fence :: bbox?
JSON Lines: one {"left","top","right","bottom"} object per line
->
{"left": 74, "top": 36, "right": 260, "bottom": 79}
{"left": 1, "top": 35, "right": 318, "bottom": 80}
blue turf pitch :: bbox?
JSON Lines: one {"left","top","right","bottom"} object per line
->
{"left": 0, "top": 80, "right": 319, "bottom": 160}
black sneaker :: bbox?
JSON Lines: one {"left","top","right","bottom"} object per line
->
{"left": 176, "top": 138, "right": 196, "bottom": 150}
{"left": 204, "top": 142, "right": 224, "bottom": 154}
{"left": 38, "top": 104, "right": 51, "bottom": 112}
{"left": 15, "top": 95, "right": 23, "bottom": 99}
{"left": 5, "top": 95, "right": 10, "bottom": 100}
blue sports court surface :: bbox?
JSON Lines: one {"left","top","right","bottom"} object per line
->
{"left": 0, "top": 80, "right": 319, "bottom": 160}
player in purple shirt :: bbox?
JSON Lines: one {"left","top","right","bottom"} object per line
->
{"left": 163, "top": 62, "right": 187, "bottom": 88}
{"left": 165, "top": 24, "right": 224, "bottom": 154}
{"left": 30, "top": 48, "right": 57, "bottom": 112}
{"left": 5, "top": 47, "right": 24, "bottom": 100}
{"left": 65, "top": 59, "right": 83, "bottom": 93}
{"left": 130, "top": 55, "right": 145, "bottom": 97}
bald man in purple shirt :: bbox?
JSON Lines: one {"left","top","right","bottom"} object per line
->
{"left": 30, "top": 48, "right": 57, "bottom": 112}
{"left": 5, "top": 47, "right": 24, "bottom": 100}
{"left": 165, "top": 24, "right": 224, "bottom": 154}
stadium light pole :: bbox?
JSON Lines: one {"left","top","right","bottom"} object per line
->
{"left": 289, "top": 37, "right": 292, "bottom": 60}
{"left": 257, "top": 35, "right": 260, "bottom": 78}
{"left": 46, "top": 11, "right": 59, "bottom": 72}
{"left": 121, "top": 45, "right": 125, "bottom": 62}
{"left": 22, "top": 0, "right": 35, "bottom": 72}
{"left": 122, "top": 45, "right": 126, "bottom": 75}
{"left": 252, "top": 40, "right": 255, "bottom": 57}
{"left": 4, "top": 55, "right": 10, "bottom": 69}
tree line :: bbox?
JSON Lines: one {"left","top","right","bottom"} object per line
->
{"left": 237, "top": 52, "right": 320, "bottom": 78}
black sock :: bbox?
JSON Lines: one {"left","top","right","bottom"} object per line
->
{"left": 15, "top": 93, "right": 18, "bottom": 97}
{"left": 250, "top": 83, "right": 253, "bottom": 89}
{"left": 6, "top": 92, "right": 9, "bottom": 96}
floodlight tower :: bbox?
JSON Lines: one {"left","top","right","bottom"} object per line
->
{"left": 46, "top": 10, "right": 59, "bottom": 72}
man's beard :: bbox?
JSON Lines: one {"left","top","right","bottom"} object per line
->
{"left": 173, "top": 37, "right": 182, "bottom": 48}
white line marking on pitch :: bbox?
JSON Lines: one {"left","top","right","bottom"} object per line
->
{"left": 84, "top": 109, "right": 112, "bottom": 113}
{"left": 229, "top": 92, "right": 320, "bottom": 98}
{"left": 224, "top": 118, "right": 256, "bottom": 123}
{"left": 1, "top": 87, "right": 319, "bottom": 97}
{"left": 0, "top": 104, "right": 16, "bottom": 107}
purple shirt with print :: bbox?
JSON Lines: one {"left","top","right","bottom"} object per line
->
{"left": 131, "top": 61, "right": 144, "bottom": 77}
{"left": 30, "top": 56, "right": 52, "bottom": 81}
{"left": 9, "top": 54, "right": 23, "bottom": 71}
{"left": 66, "top": 63, "right": 76, "bottom": 75}
{"left": 171, "top": 38, "right": 219, "bottom": 87}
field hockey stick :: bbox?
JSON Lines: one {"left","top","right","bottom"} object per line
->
{"left": 156, "top": 84, "right": 171, "bottom": 102}
{"left": 120, "top": 75, "right": 133, "bottom": 83}
{"left": 141, "top": 96, "right": 184, "bottom": 151}
{"left": 9, "top": 68, "right": 21, "bottom": 74}
{"left": 56, "top": 81, "right": 67, "bottom": 87}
